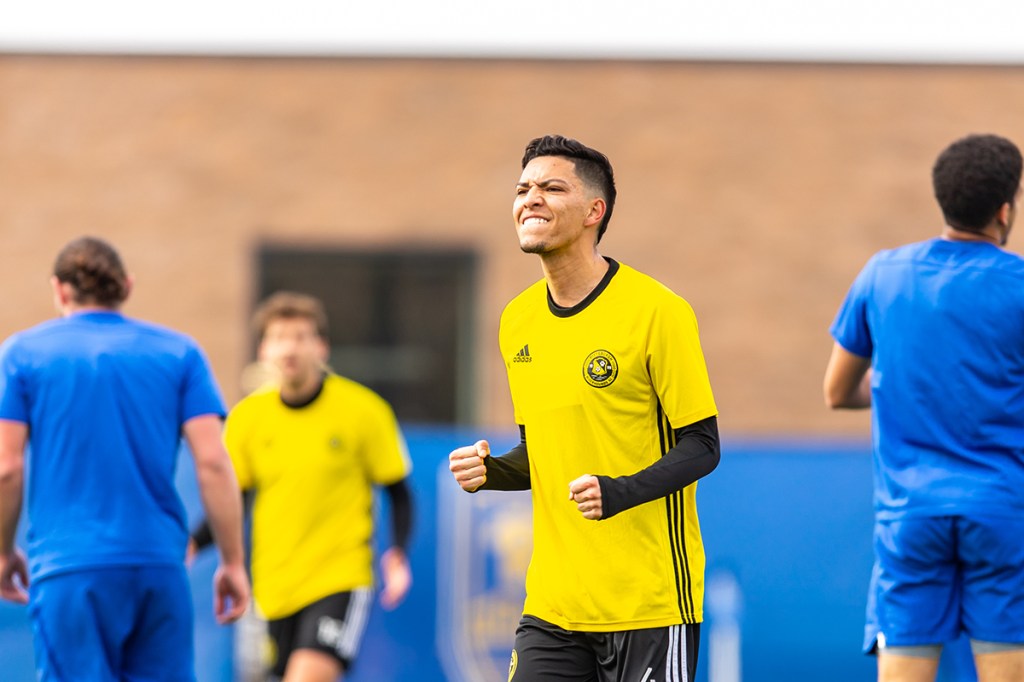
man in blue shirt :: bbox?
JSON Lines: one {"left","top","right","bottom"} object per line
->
{"left": 825, "top": 134, "right": 1024, "bottom": 682}
{"left": 0, "top": 236, "right": 250, "bottom": 681}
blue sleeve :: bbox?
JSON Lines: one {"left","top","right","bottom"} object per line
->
{"left": 180, "top": 342, "right": 227, "bottom": 422}
{"left": 0, "top": 337, "right": 29, "bottom": 424}
{"left": 830, "top": 257, "right": 875, "bottom": 359}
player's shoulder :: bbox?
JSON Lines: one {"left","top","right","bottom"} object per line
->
{"left": 613, "top": 261, "right": 694, "bottom": 310}
{"left": 988, "top": 245, "right": 1024, "bottom": 275}
{"left": 124, "top": 316, "right": 198, "bottom": 344}
{"left": 2, "top": 316, "right": 114, "bottom": 357}
{"left": 871, "top": 239, "right": 934, "bottom": 263}
{"left": 873, "top": 238, "right": 1024, "bottom": 276}
{"left": 0, "top": 327, "right": 32, "bottom": 362}
{"left": 6, "top": 316, "right": 79, "bottom": 345}
{"left": 615, "top": 261, "right": 672, "bottom": 292}
{"left": 324, "top": 373, "right": 394, "bottom": 412}
{"left": 70, "top": 314, "right": 203, "bottom": 359}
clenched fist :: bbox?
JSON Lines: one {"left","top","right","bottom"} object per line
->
{"left": 449, "top": 440, "right": 490, "bottom": 492}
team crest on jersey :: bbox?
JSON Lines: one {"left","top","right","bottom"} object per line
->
{"left": 583, "top": 350, "right": 618, "bottom": 388}
{"left": 508, "top": 649, "right": 518, "bottom": 680}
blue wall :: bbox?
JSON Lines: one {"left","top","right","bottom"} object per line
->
{"left": 0, "top": 429, "right": 977, "bottom": 681}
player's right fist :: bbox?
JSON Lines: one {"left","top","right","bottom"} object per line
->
{"left": 449, "top": 440, "right": 490, "bottom": 493}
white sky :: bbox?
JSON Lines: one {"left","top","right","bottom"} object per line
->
{"left": 0, "top": 0, "right": 1022, "bottom": 63}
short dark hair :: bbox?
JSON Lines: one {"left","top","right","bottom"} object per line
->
{"left": 53, "top": 236, "right": 129, "bottom": 307}
{"left": 522, "top": 135, "right": 617, "bottom": 243}
{"left": 252, "top": 291, "right": 329, "bottom": 342}
{"left": 932, "top": 134, "right": 1022, "bottom": 231}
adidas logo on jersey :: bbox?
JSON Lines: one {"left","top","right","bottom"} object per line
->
{"left": 512, "top": 344, "right": 532, "bottom": 363}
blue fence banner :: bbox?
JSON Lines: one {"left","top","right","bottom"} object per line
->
{"left": 0, "top": 430, "right": 979, "bottom": 682}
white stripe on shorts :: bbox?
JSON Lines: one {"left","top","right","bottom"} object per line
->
{"left": 666, "top": 623, "right": 678, "bottom": 682}
{"left": 338, "top": 587, "right": 373, "bottom": 659}
{"left": 664, "top": 624, "right": 689, "bottom": 682}
{"left": 679, "top": 624, "right": 688, "bottom": 682}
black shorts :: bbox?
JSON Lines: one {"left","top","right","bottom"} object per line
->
{"left": 266, "top": 588, "right": 373, "bottom": 677}
{"left": 510, "top": 615, "right": 701, "bottom": 682}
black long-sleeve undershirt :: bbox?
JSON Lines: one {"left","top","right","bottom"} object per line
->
{"left": 477, "top": 416, "right": 721, "bottom": 520}
{"left": 598, "top": 415, "right": 720, "bottom": 519}
{"left": 478, "top": 425, "right": 531, "bottom": 491}
{"left": 383, "top": 478, "right": 414, "bottom": 552}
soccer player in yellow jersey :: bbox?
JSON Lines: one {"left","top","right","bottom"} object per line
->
{"left": 449, "top": 135, "right": 721, "bottom": 682}
{"left": 192, "top": 292, "right": 414, "bottom": 682}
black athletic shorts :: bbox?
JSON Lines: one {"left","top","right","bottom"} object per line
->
{"left": 509, "top": 614, "right": 701, "bottom": 682}
{"left": 266, "top": 588, "right": 373, "bottom": 677}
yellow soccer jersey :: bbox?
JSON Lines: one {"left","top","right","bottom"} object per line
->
{"left": 499, "top": 259, "right": 718, "bottom": 632}
{"left": 225, "top": 373, "right": 411, "bottom": 619}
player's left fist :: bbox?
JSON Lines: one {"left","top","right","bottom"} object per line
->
{"left": 568, "top": 475, "right": 603, "bottom": 521}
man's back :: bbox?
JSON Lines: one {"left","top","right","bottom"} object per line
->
{"left": 831, "top": 237, "right": 1024, "bottom": 518}
{"left": 0, "top": 310, "right": 225, "bottom": 580}
{"left": 1, "top": 236, "right": 247, "bottom": 681}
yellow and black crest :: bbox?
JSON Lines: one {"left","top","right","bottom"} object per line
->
{"left": 583, "top": 350, "right": 618, "bottom": 388}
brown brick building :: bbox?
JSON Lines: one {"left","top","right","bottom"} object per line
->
{"left": 2, "top": 55, "right": 1022, "bottom": 435}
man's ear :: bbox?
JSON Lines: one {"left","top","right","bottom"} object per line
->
{"left": 997, "top": 201, "right": 1013, "bottom": 228}
{"left": 317, "top": 337, "right": 331, "bottom": 365}
{"left": 50, "top": 276, "right": 72, "bottom": 314}
{"left": 585, "top": 198, "right": 607, "bottom": 228}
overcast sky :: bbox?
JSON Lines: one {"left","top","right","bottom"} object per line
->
{"left": 0, "top": 0, "right": 1022, "bottom": 63}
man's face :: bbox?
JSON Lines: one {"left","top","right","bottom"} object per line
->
{"left": 513, "top": 156, "right": 603, "bottom": 255}
{"left": 258, "top": 317, "right": 327, "bottom": 388}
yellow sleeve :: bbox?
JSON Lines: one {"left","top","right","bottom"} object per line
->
{"left": 646, "top": 294, "right": 718, "bottom": 428}
{"left": 223, "top": 403, "right": 253, "bottom": 490}
{"left": 361, "top": 395, "right": 411, "bottom": 485}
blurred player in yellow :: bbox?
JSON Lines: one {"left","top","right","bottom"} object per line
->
{"left": 449, "top": 135, "right": 721, "bottom": 681}
{"left": 192, "top": 292, "right": 413, "bottom": 682}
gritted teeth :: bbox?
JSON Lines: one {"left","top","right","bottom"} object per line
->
{"left": 523, "top": 217, "right": 549, "bottom": 226}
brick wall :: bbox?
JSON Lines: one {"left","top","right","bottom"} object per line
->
{"left": 2, "top": 55, "right": 1021, "bottom": 434}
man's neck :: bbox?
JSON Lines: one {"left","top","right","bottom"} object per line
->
{"left": 62, "top": 303, "right": 118, "bottom": 317}
{"left": 540, "top": 250, "right": 610, "bottom": 309}
{"left": 280, "top": 371, "right": 325, "bottom": 406}
{"left": 941, "top": 224, "right": 1004, "bottom": 246}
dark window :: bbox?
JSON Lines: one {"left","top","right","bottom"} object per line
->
{"left": 257, "top": 246, "right": 477, "bottom": 424}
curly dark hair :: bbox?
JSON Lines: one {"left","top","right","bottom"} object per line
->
{"left": 522, "top": 135, "right": 617, "bottom": 243}
{"left": 53, "top": 236, "right": 129, "bottom": 307}
{"left": 252, "top": 291, "right": 329, "bottom": 342}
{"left": 932, "top": 134, "right": 1022, "bottom": 231}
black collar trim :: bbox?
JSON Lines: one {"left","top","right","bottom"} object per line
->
{"left": 280, "top": 374, "right": 326, "bottom": 409}
{"left": 547, "top": 258, "right": 619, "bottom": 318}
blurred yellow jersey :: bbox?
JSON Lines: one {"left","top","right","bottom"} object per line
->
{"left": 225, "top": 373, "right": 410, "bottom": 619}
{"left": 500, "top": 260, "right": 717, "bottom": 632}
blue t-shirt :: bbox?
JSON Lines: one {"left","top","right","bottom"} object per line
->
{"left": 831, "top": 238, "right": 1024, "bottom": 519}
{"left": 0, "top": 311, "right": 226, "bottom": 581}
